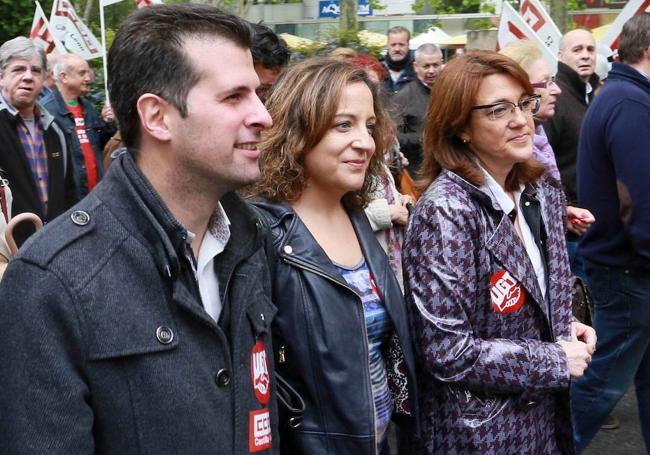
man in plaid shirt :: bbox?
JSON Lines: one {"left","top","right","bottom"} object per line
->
{"left": 0, "top": 37, "right": 77, "bottom": 247}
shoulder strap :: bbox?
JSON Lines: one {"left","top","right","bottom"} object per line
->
{"left": 0, "top": 180, "right": 8, "bottom": 224}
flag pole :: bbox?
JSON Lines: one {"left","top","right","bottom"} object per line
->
{"left": 99, "top": 1, "right": 110, "bottom": 105}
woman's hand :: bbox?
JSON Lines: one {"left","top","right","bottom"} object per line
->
{"left": 567, "top": 206, "right": 595, "bottom": 235}
{"left": 558, "top": 323, "right": 596, "bottom": 379}
{"left": 572, "top": 321, "right": 597, "bottom": 354}
{"left": 388, "top": 204, "right": 409, "bottom": 226}
{"left": 557, "top": 340, "right": 592, "bottom": 379}
{"left": 399, "top": 194, "right": 414, "bottom": 207}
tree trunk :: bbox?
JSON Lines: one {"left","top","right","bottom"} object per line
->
{"left": 549, "top": 0, "right": 568, "bottom": 34}
{"left": 339, "top": 0, "right": 358, "bottom": 33}
{"left": 83, "top": 0, "right": 93, "bottom": 23}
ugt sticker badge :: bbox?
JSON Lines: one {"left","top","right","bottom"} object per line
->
{"left": 490, "top": 270, "right": 525, "bottom": 314}
{"left": 249, "top": 409, "right": 272, "bottom": 452}
{"left": 251, "top": 340, "right": 270, "bottom": 405}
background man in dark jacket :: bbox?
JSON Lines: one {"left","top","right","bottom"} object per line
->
{"left": 392, "top": 43, "right": 443, "bottom": 176}
{"left": 572, "top": 14, "right": 650, "bottom": 454}
{"left": 42, "top": 53, "right": 117, "bottom": 198}
{"left": 544, "top": 28, "right": 598, "bottom": 281}
{"left": 545, "top": 28, "right": 598, "bottom": 207}
{"left": 0, "top": 5, "right": 279, "bottom": 454}
{"left": 0, "top": 37, "right": 77, "bottom": 247}
{"left": 382, "top": 26, "right": 416, "bottom": 95}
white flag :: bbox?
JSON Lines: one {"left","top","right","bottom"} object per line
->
{"left": 498, "top": 2, "right": 558, "bottom": 74}
{"left": 30, "top": 1, "right": 67, "bottom": 55}
{"left": 100, "top": 0, "right": 125, "bottom": 6}
{"left": 600, "top": 0, "right": 650, "bottom": 55}
{"left": 519, "top": 0, "right": 562, "bottom": 56}
{"left": 136, "top": 0, "right": 164, "bottom": 8}
{"left": 50, "top": 0, "right": 103, "bottom": 60}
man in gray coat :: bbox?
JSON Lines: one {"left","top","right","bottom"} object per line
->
{"left": 0, "top": 4, "right": 278, "bottom": 454}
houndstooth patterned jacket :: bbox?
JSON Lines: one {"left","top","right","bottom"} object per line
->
{"left": 403, "top": 169, "right": 574, "bottom": 455}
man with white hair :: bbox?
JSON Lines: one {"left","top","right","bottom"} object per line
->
{"left": 0, "top": 37, "right": 77, "bottom": 247}
{"left": 42, "top": 53, "right": 116, "bottom": 198}
{"left": 392, "top": 43, "right": 443, "bottom": 176}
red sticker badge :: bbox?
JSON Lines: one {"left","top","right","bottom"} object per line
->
{"left": 249, "top": 408, "right": 272, "bottom": 452}
{"left": 490, "top": 270, "right": 525, "bottom": 314}
{"left": 251, "top": 340, "right": 271, "bottom": 405}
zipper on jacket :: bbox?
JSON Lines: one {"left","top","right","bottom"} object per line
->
{"left": 282, "top": 255, "right": 378, "bottom": 454}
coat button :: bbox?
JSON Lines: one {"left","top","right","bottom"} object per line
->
{"left": 215, "top": 368, "right": 231, "bottom": 387}
{"left": 156, "top": 326, "right": 174, "bottom": 344}
{"left": 283, "top": 245, "right": 293, "bottom": 254}
{"left": 70, "top": 210, "right": 90, "bottom": 226}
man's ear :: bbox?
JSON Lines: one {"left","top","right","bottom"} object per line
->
{"left": 137, "top": 94, "right": 172, "bottom": 142}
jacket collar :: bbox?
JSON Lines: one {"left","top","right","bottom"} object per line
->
{"left": 609, "top": 61, "right": 650, "bottom": 89}
{"left": 0, "top": 92, "right": 57, "bottom": 130}
{"left": 104, "top": 152, "right": 263, "bottom": 281}
{"left": 556, "top": 61, "right": 600, "bottom": 102}
{"left": 46, "top": 86, "right": 77, "bottom": 118}
{"left": 439, "top": 169, "right": 548, "bottom": 310}
{"left": 252, "top": 198, "right": 388, "bottom": 293}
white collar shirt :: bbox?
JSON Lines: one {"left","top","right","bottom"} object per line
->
{"left": 480, "top": 168, "right": 547, "bottom": 298}
{"left": 186, "top": 203, "right": 231, "bottom": 322}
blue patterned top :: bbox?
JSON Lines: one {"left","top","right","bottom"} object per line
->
{"left": 336, "top": 260, "right": 393, "bottom": 449}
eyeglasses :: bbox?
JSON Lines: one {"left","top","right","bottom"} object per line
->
{"left": 531, "top": 77, "right": 556, "bottom": 89}
{"left": 470, "top": 95, "right": 541, "bottom": 121}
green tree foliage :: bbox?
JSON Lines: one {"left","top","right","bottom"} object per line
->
{"left": 0, "top": 0, "right": 54, "bottom": 44}
{"left": 412, "top": 0, "right": 482, "bottom": 14}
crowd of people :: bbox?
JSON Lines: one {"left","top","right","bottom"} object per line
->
{"left": 0, "top": 3, "right": 649, "bottom": 455}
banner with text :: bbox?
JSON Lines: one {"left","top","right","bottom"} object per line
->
{"left": 319, "top": 0, "right": 372, "bottom": 18}
{"left": 498, "top": 2, "right": 558, "bottom": 73}
{"left": 50, "top": 0, "right": 103, "bottom": 60}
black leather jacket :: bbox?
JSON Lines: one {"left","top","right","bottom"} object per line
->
{"left": 252, "top": 199, "right": 418, "bottom": 454}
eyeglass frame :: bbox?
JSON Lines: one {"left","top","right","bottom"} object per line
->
{"left": 470, "top": 94, "right": 542, "bottom": 121}
{"left": 530, "top": 76, "right": 557, "bottom": 89}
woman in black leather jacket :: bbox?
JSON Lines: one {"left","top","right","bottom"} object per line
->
{"left": 249, "top": 58, "right": 418, "bottom": 455}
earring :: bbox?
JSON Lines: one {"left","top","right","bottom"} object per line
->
{"left": 461, "top": 137, "right": 470, "bottom": 144}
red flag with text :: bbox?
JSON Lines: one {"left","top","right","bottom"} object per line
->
{"left": 50, "top": 0, "right": 103, "bottom": 60}
{"left": 498, "top": 2, "right": 558, "bottom": 73}
{"left": 30, "top": 1, "right": 66, "bottom": 54}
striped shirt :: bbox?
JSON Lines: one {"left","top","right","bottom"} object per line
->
{"left": 337, "top": 260, "right": 393, "bottom": 450}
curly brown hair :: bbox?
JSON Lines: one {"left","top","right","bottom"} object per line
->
{"left": 248, "top": 57, "right": 393, "bottom": 209}
{"left": 420, "top": 51, "right": 545, "bottom": 192}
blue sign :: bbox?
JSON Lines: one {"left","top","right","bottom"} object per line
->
{"left": 319, "top": 0, "right": 372, "bottom": 18}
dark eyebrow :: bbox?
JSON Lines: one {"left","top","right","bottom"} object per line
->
{"left": 220, "top": 85, "right": 251, "bottom": 97}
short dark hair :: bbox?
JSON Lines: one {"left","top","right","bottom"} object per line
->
{"left": 108, "top": 4, "right": 253, "bottom": 149}
{"left": 251, "top": 23, "right": 291, "bottom": 69}
{"left": 618, "top": 13, "right": 650, "bottom": 64}
{"left": 387, "top": 26, "right": 410, "bottom": 41}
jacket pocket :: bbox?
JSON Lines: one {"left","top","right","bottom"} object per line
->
{"left": 77, "top": 281, "right": 178, "bottom": 361}
{"left": 447, "top": 386, "right": 508, "bottom": 427}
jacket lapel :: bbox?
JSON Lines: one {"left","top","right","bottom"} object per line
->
{"left": 485, "top": 211, "right": 547, "bottom": 316}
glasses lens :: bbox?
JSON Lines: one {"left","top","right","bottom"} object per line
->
{"left": 519, "top": 96, "right": 541, "bottom": 115}
{"left": 488, "top": 103, "right": 511, "bottom": 120}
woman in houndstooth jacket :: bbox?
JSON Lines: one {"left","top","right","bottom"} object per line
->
{"left": 402, "top": 51, "right": 596, "bottom": 455}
